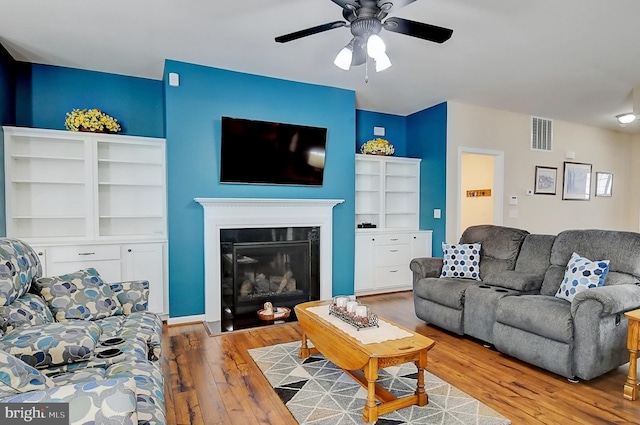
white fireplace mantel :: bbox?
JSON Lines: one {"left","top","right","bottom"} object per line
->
{"left": 195, "top": 197, "right": 344, "bottom": 323}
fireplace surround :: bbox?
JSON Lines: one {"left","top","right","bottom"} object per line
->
{"left": 196, "top": 198, "right": 344, "bottom": 326}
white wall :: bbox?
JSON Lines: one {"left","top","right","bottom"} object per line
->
{"left": 446, "top": 102, "right": 635, "bottom": 241}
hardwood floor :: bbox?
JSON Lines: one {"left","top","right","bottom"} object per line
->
{"left": 162, "top": 292, "right": 640, "bottom": 424}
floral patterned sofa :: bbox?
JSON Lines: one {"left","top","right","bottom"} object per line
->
{"left": 0, "top": 238, "right": 165, "bottom": 425}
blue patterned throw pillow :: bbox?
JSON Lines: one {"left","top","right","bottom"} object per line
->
{"left": 555, "top": 252, "right": 610, "bottom": 302}
{"left": 440, "top": 243, "right": 481, "bottom": 280}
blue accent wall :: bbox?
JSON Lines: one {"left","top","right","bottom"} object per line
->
{"left": 355, "top": 110, "right": 406, "bottom": 156}
{"left": 0, "top": 43, "right": 17, "bottom": 236}
{"left": 407, "top": 102, "right": 447, "bottom": 256}
{"left": 164, "top": 61, "right": 356, "bottom": 317}
{"left": 15, "top": 64, "right": 164, "bottom": 138}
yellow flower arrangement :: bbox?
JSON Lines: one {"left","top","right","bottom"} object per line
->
{"left": 64, "top": 108, "right": 121, "bottom": 133}
{"left": 360, "top": 138, "right": 394, "bottom": 155}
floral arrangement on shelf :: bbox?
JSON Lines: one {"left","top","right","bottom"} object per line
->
{"left": 64, "top": 108, "right": 122, "bottom": 133}
{"left": 360, "top": 138, "right": 394, "bottom": 155}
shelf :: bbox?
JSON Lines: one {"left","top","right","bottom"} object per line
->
{"left": 98, "top": 182, "right": 163, "bottom": 187}
{"left": 98, "top": 159, "right": 163, "bottom": 166}
{"left": 386, "top": 173, "right": 417, "bottom": 178}
{"left": 99, "top": 215, "right": 163, "bottom": 219}
{"left": 13, "top": 215, "right": 85, "bottom": 219}
{"left": 11, "top": 180, "right": 85, "bottom": 185}
{"left": 12, "top": 155, "right": 84, "bottom": 161}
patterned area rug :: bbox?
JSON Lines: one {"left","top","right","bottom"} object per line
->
{"left": 248, "top": 341, "right": 510, "bottom": 425}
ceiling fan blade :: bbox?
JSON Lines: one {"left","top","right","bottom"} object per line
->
{"left": 377, "top": 0, "right": 418, "bottom": 14}
{"left": 383, "top": 17, "right": 453, "bottom": 43}
{"left": 275, "top": 21, "right": 347, "bottom": 43}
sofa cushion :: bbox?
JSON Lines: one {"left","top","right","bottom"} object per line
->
{"left": 109, "top": 280, "right": 150, "bottom": 314}
{"left": 440, "top": 243, "right": 481, "bottom": 280}
{"left": 459, "top": 225, "right": 529, "bottom": 278}
{"left": 415, "top": 277, "right": 478, "bottom": 309}
{"left": 555, "top": 252, "right": 610, "bottom": 302}
{"left": 34, "top": 268, "right": 122, "bottom": 321}
{"left": 487, "top": 270, "right": 543, "bottom": 292}
{"left": 0, "top": 293, "right": 54, "bottom": 332}
{"left": 550, "top": 229, "right": 640, "bottom": 276}
{"left": 0, "top": 349, "right": 55, "bottom": 397}
{"left": 496, "top": 295, "right": 573, "bottom": 343}
{"left": 0, "top": 321, "right": 101, "bottom": 369}
{"left": 514, "top": 234, "right": 556, "bottom": 275}
{"left": 0, "top": 238, "right": 42, "bottom": 306}
{"left": 0, "top": 377, "right": 138, "bottom": 425}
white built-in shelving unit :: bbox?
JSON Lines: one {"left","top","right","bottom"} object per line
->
{"left": 354, "top": 154, "right": 432, "bottom": 295}
{"left": 3, "top": 126, "right": 168, "bottom": 315}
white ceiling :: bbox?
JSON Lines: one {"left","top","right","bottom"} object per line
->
{"left": 2, "top": 0, "right": 640, "bottom": 133}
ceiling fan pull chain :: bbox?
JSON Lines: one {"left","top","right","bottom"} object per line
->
{"left": 365, "top": 54, "right": 369, "bottom": 83}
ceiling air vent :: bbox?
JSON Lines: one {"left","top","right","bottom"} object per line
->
{"left": 531, "top": 116, "right": 553, "bottom": 152}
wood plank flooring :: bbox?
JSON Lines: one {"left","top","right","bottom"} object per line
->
{"left": 162, "top": 292, "right": 640, "bottom": 424}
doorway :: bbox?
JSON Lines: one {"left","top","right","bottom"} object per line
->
{"left": 457, "top": 148, "right": 504, "bottom": 238}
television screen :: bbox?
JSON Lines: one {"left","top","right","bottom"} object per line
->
{"left": 220, "top": 116, "right": 327, "bottom": 186}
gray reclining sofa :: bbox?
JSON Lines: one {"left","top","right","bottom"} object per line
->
{"left": 411, "top": 224, "right": 640, "bottom": 381}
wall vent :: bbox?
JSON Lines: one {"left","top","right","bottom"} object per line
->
{"left": 531, "top": 116, "right": 553, "bottom": 151}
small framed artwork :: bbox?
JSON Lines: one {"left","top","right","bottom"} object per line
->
{"left": 595, "top": 172, "right": 613, "bottom": 197}
{"left": 562, "top": 161, "right": 592, "bottom": 200}
{"left": 534, "top": 166, "right": 557, "bottom": 195}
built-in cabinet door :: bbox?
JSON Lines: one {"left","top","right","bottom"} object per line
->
{"left": 410, "top": 231, "right": 432, "bottom": 259}
{"left": 122, "top": 243, "right": 165, "bottom": 314}
{"left": 354, "top": 234, "right": 375, "bottom": 292}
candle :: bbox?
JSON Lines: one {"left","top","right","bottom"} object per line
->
{"left": 346, "top": 301, "right": 358, "bottom": 313}
{"left": 355, "top": 305, "right": 369, "bottom": 317}
{"left": 334, "top": 296, "right": 348, "bottom": 308}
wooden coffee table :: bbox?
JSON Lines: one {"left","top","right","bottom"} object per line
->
{"left": 295, "top": 300, "right": 436, "bottom": 423}
{"left": 624, "top": 309, "right": 640, "bottom": 400}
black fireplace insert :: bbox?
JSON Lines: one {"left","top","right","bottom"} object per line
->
{"left": 220, "top": 227, "right": 320, "bottom": 325}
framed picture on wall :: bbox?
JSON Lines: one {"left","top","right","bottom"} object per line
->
{"left": 534, "top": 166, "right": 557, "bottom": 195}
{"left": 562, "top": 161, "right": 592, "bottom": 200}
{"left": 595, "top": 172, "right": 613, "bottom": 197}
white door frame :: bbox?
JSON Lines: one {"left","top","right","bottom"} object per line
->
{"left": 457, "top": 147, "right": 504, "bottom": 238}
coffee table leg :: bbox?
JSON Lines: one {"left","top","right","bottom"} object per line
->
{"left": 299, "top": 332, "right": 310, "bottom": 359}
{"left": 362, "top": 358, "right": 379, "bottom": 423}
{"left": 415, "top": 349, "right": 428, "bottom": 406}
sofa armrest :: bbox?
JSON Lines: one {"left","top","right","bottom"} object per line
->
{"left": 0, "top": 377, "right": 138, "bottom": 425}
{"left": 410, "top": 258, "right": 443, "bottom": 284}
{"left": 109, "top": 280, "right": 149, "bottom": 314}
{"left": 571, "top": 284, "right": 640, "bottom": 316}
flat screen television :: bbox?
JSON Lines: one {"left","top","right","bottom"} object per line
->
{"left": 220, "top": 116, "right": 327, "bottom": 186}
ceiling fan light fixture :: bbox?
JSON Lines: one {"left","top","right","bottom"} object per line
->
{"left": 334, "top": 44, "right": 353, "bottom": 70}
{"left": 375, "top": 52, "right": 392, "bottom": 72}
{"left": 617, "top": 113, "right": 637, "bottom": 125}
{"left": 366, "top": 34, "right": 386, "bottom": 59}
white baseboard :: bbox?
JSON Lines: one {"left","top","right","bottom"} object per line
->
{"left": 166, "top": 314, "right": 205, "bottom": 326}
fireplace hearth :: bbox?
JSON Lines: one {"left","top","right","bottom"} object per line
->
{"left": 220, "top": 227, "right": 320, "bottom": 331}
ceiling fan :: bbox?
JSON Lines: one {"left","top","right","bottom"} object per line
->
{"left": 275, "top": 0, "right": 453, "bottom": 72}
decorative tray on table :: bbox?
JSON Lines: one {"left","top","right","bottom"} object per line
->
{"left": 329, "top": 303, "right": 379, "bottom": 331}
